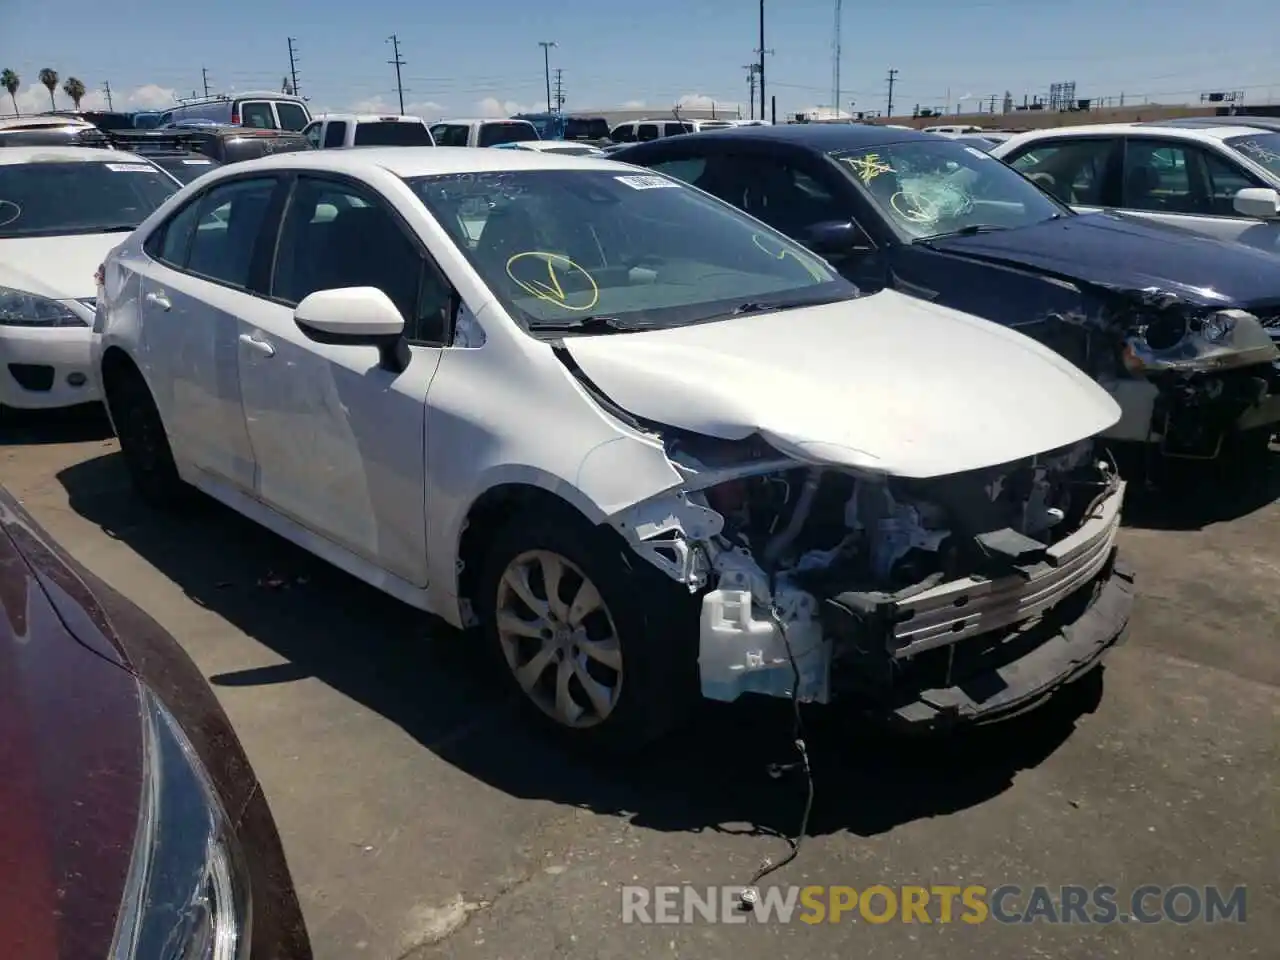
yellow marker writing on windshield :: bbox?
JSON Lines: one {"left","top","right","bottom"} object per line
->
{"left": 505, "top": 251, "right": 600, "bottom": 311}
{"left": 751, "top": 234, "right": 829, "bottom": 282}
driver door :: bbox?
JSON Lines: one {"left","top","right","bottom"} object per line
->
{"left": 236, "top": 174, "right": 451, "bottom": 586}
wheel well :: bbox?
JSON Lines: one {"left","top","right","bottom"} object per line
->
{"left": 100, "top": 346, "right": 144, "bottom": 405}
{"left": 456, "top": 484, "right": 595, "bottom": 612}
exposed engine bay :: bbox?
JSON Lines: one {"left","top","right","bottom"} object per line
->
{"left": 619, "top": 431, "right": 1128, "bottom": 724}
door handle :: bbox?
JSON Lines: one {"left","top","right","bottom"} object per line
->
{"left": 144, "top": 290, "right": 171, "bottom": 311}
{"left": 238, "top": 333, "right": 276, "bottom": 357}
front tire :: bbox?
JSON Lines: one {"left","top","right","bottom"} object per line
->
{"left": 477, "top": 508, "right": 700, "bottom": 753}
{"left": 106, "top": 370, "right": 189, "bottom": 508}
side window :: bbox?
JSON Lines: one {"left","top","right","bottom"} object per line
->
{"left": 611, "top": 124, "right": 635, "bottom": 143}
{"left": 649, "top": 157, "right": 707, "bottom": 184}
{"left": 323, "top": 121, "right": 348, "bottom": 147}
{"left": 663, "top": 123, "right": 688, "bottom": 138}
{"left": 637, "top": 123, "right": 660, "bottom": 142}
{"left": 271, "top": 177, "right": 452, "bottom": 344}
{"left": 303, "top": 122, "right": 322, "bottom": 148}
{"left": 1201, "top": 149, "right": 1262, "bottom": 215}
{"left": 184, "top": 178, "right": 278, "bottom": 289}
{"left": 1122, "top": 139, "right": 1219, "bottom": 215}
{"left": 239, "top": 102, "right": 276, "bottom": 130}
{"left": 431, "top": 124, "right": 467, "bottom": 147}
{"left": 144, "top": 197, "right": 203, "bottom": 267}
{"left": 1009, "top": 139, "right": 1114, "bottom": 205}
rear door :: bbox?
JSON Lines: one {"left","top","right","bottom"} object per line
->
{"left": 133, "top": 174, "right": 285, "bottom": 490}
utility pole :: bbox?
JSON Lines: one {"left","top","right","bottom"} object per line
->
{"left": 201, "top": 67, "right": 210, "bottom": 97}
{"left": 886, "top": 67, "right": 898, "bottom": 119}
{"left": 287, "top": 37, "right": 301, "bottom": 98}
{"left": 832, "top": 0, "right": 843, "bottom": 119}
{"left": 743, "top": 64, "right": 758, "bottom": 120}
{"left": 538, "top": 41, "right": 557, "bottom": 113}
{"left": 553, "top": 68, "right": 565, "bottom": 111}
{"left": 756, "top": 0, "right": 770, "bottom": 118}
{"left": 102, "top": 81, "right": 114, "bottom": 110}
{"left": 387, "top": 35, "right": 406, "bottom": 114}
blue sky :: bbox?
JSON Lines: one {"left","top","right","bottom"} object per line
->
{"left": 3, "top": 0, "right": 1278, "bottom": 120}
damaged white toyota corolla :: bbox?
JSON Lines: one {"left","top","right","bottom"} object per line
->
{"left": 93, "top": 149, "right": 1135, "bottom": 750}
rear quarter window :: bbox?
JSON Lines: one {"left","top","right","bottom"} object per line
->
{"left": 478, "top": 122, "right": 538, "bottom": 147}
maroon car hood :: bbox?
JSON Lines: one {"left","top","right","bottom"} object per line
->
{"left": 0, "top": 509, "right": 143, "bottom": 960}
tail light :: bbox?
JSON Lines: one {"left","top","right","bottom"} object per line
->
{"left": 230, "top": 112, "right": 239, "bottom": 124}
{"left": 94, "top": 264, "right": 105, "bottom": 288}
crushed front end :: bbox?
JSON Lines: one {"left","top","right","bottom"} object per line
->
{"left": 618, "top": 434, "right": 1133, "bottom": 730}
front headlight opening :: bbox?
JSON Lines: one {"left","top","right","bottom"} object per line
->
{"left": 109, "top": 690, "right": 251, "bottom": 960}
{"left": 0, "top": 285, "right": 86, "bottom": 327}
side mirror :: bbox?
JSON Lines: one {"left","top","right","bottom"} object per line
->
{"left": 1233, "top": 187, "right": 1280, "bottom": 219}
{"left": 295, "top": 287, "right": 410, "bottom": 373}
{"left": 799, "top": 219, "right": 874, "bottom": 256}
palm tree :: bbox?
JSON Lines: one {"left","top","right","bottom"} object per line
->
{"left": 38, "top": 68, "right": 58, "bottom": 111}
{"left": 1, "top": 69, "right": 18, "bottom": 116}
{"left": 63, "top": 77, "right": 86, "bottom": 111}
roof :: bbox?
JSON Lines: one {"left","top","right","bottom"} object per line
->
{"left": 0, "top": 146, "right": 149, "bottom": 166}
{"left": 432, "top": 117, "right": 537, "bottom": 126}
{"left": 312, "top": 114, "right": 429, "bottom": 124}
{"left": 0, "top": 115, "right": 96, "bottom": 132}
{"left": 675, "top": 122, "right": 941, "bottom": 149}
{"left": 995, "top": 122, "right": 1273, "bottom": 149}
{"left": 1143, "top": 116, "right": 1280, "bottom": 134}
{"left": 221, "top": 145, "right": 631, "bottom": 179}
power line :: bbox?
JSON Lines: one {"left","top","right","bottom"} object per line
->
{"left": 886, "top": 67, "right": 898, "bottom": 118}
{"left": 387, "top": 35, "right": 406, "bottom": 114}
{"left": 102, "top": 80, "right": 113, "bottom": 110}
{"left": 287, "top": 37, "right": 301, "bottom": 98}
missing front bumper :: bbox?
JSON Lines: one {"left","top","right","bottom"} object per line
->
{"left": 696, "top": 482, "right": 1130, "bottom": 727}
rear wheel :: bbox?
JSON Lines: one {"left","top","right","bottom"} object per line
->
{"left": 477, "top": 508, "right": 700, "bottom": 753}
{"left": 106, "top": 370, "right": 189, "bottom": 507}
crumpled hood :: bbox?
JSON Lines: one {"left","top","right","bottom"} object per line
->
{"left": 0, "top": 234, "right": 126, "bottom": 300}
{"left": 562, "top": 290, "right": 1122, "bottom": 479}
{"left": 924, "top": 213, "right": 1280, "bottom": 308}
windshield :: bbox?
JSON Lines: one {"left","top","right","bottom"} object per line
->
{"left": 151, "top": 155, "right": 221, "bottom": 184}
{"left": 1228, "top": 133, "right": 1280, "bottom": 179}
{"left": 829, "top": 139, "right": 1066, "bottom": 240}
{"left": 353, "top": 122, "right": 435, "bottom": 146}
{"left": 0, "top": 160, "right": 179, "bottom": 239}
{"left": 479, "top": 123, "right": 539, "bottom": 147}
{"left": 407, "top": 169, "right": 855, "bottom": 333}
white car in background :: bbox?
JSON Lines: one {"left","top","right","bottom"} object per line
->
{"left": 992, "top": 122, "right": 1280, "bottom": 255}
{"left": 302, "top": 113, "right": 436, "bottom": 149}
{"left": 94, "top": 147, "right": 1131, "bottom": 749}
{"left": 0, "top": 146, "right": 179, "bottom": 411}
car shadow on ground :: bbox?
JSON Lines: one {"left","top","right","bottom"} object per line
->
{"left": 0, "top": 404, "right": 113, "bottom": 446}
{"left": 1117, "top": 446, "right": 1280, "bottom": 531}
{"left": 58, "top": 450, "right": 1104, "bottom": 844}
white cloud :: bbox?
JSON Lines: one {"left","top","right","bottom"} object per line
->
{"left": 675, "top": 93, "right": 743, "bottom": 113}
{"left": 5, "top": 81, "right": 177, "bottom": 116}
{"left": 336, "top": 95, "right": 446, "bottom": 120}
{"left": 473, "top": 96, "right": 543, "bottom": 118}
{"left": 620, "top": 99, "right": 646, "bottom": 109}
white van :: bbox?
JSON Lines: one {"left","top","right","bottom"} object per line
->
{"left": 608, "top": 118, "right": 730, "bottom": 143}
{"left": 158, "top": 92, "right": 312, "bottom": 132}
{"left": 428, "top": 118, "right": 539, "bottom": 147}
{"left": 303, "top": 114, "right": 435, "bottom": 148}
{"left": 921, "top": 124, "right": 984, "bottom": 135}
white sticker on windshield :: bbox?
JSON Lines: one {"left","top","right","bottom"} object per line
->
{"left": 105, "top": 163, "right": 153, "bottom": 172}
{"left": 615, "top": 174, "right": 679, "bottom": 190}
{"left": 182, "top": 158, "right": 212, "bottom": 164}
{"left": 963, "top": 146, "right": 991, "bottom": 160}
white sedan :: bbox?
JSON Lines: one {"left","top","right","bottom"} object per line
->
{"left": 0, "top": 146, "right": 179, "bottom": 410}
{"left": 95, "top": 147, "right": 1131, "bottom": 749}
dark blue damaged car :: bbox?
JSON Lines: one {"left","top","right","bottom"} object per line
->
{"left": 614, "top": 124, "right": 1280, "bottom": 461}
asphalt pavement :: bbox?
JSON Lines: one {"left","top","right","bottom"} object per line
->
{"left": 3, "top": 407, "right": 1276, "bottom": 959}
